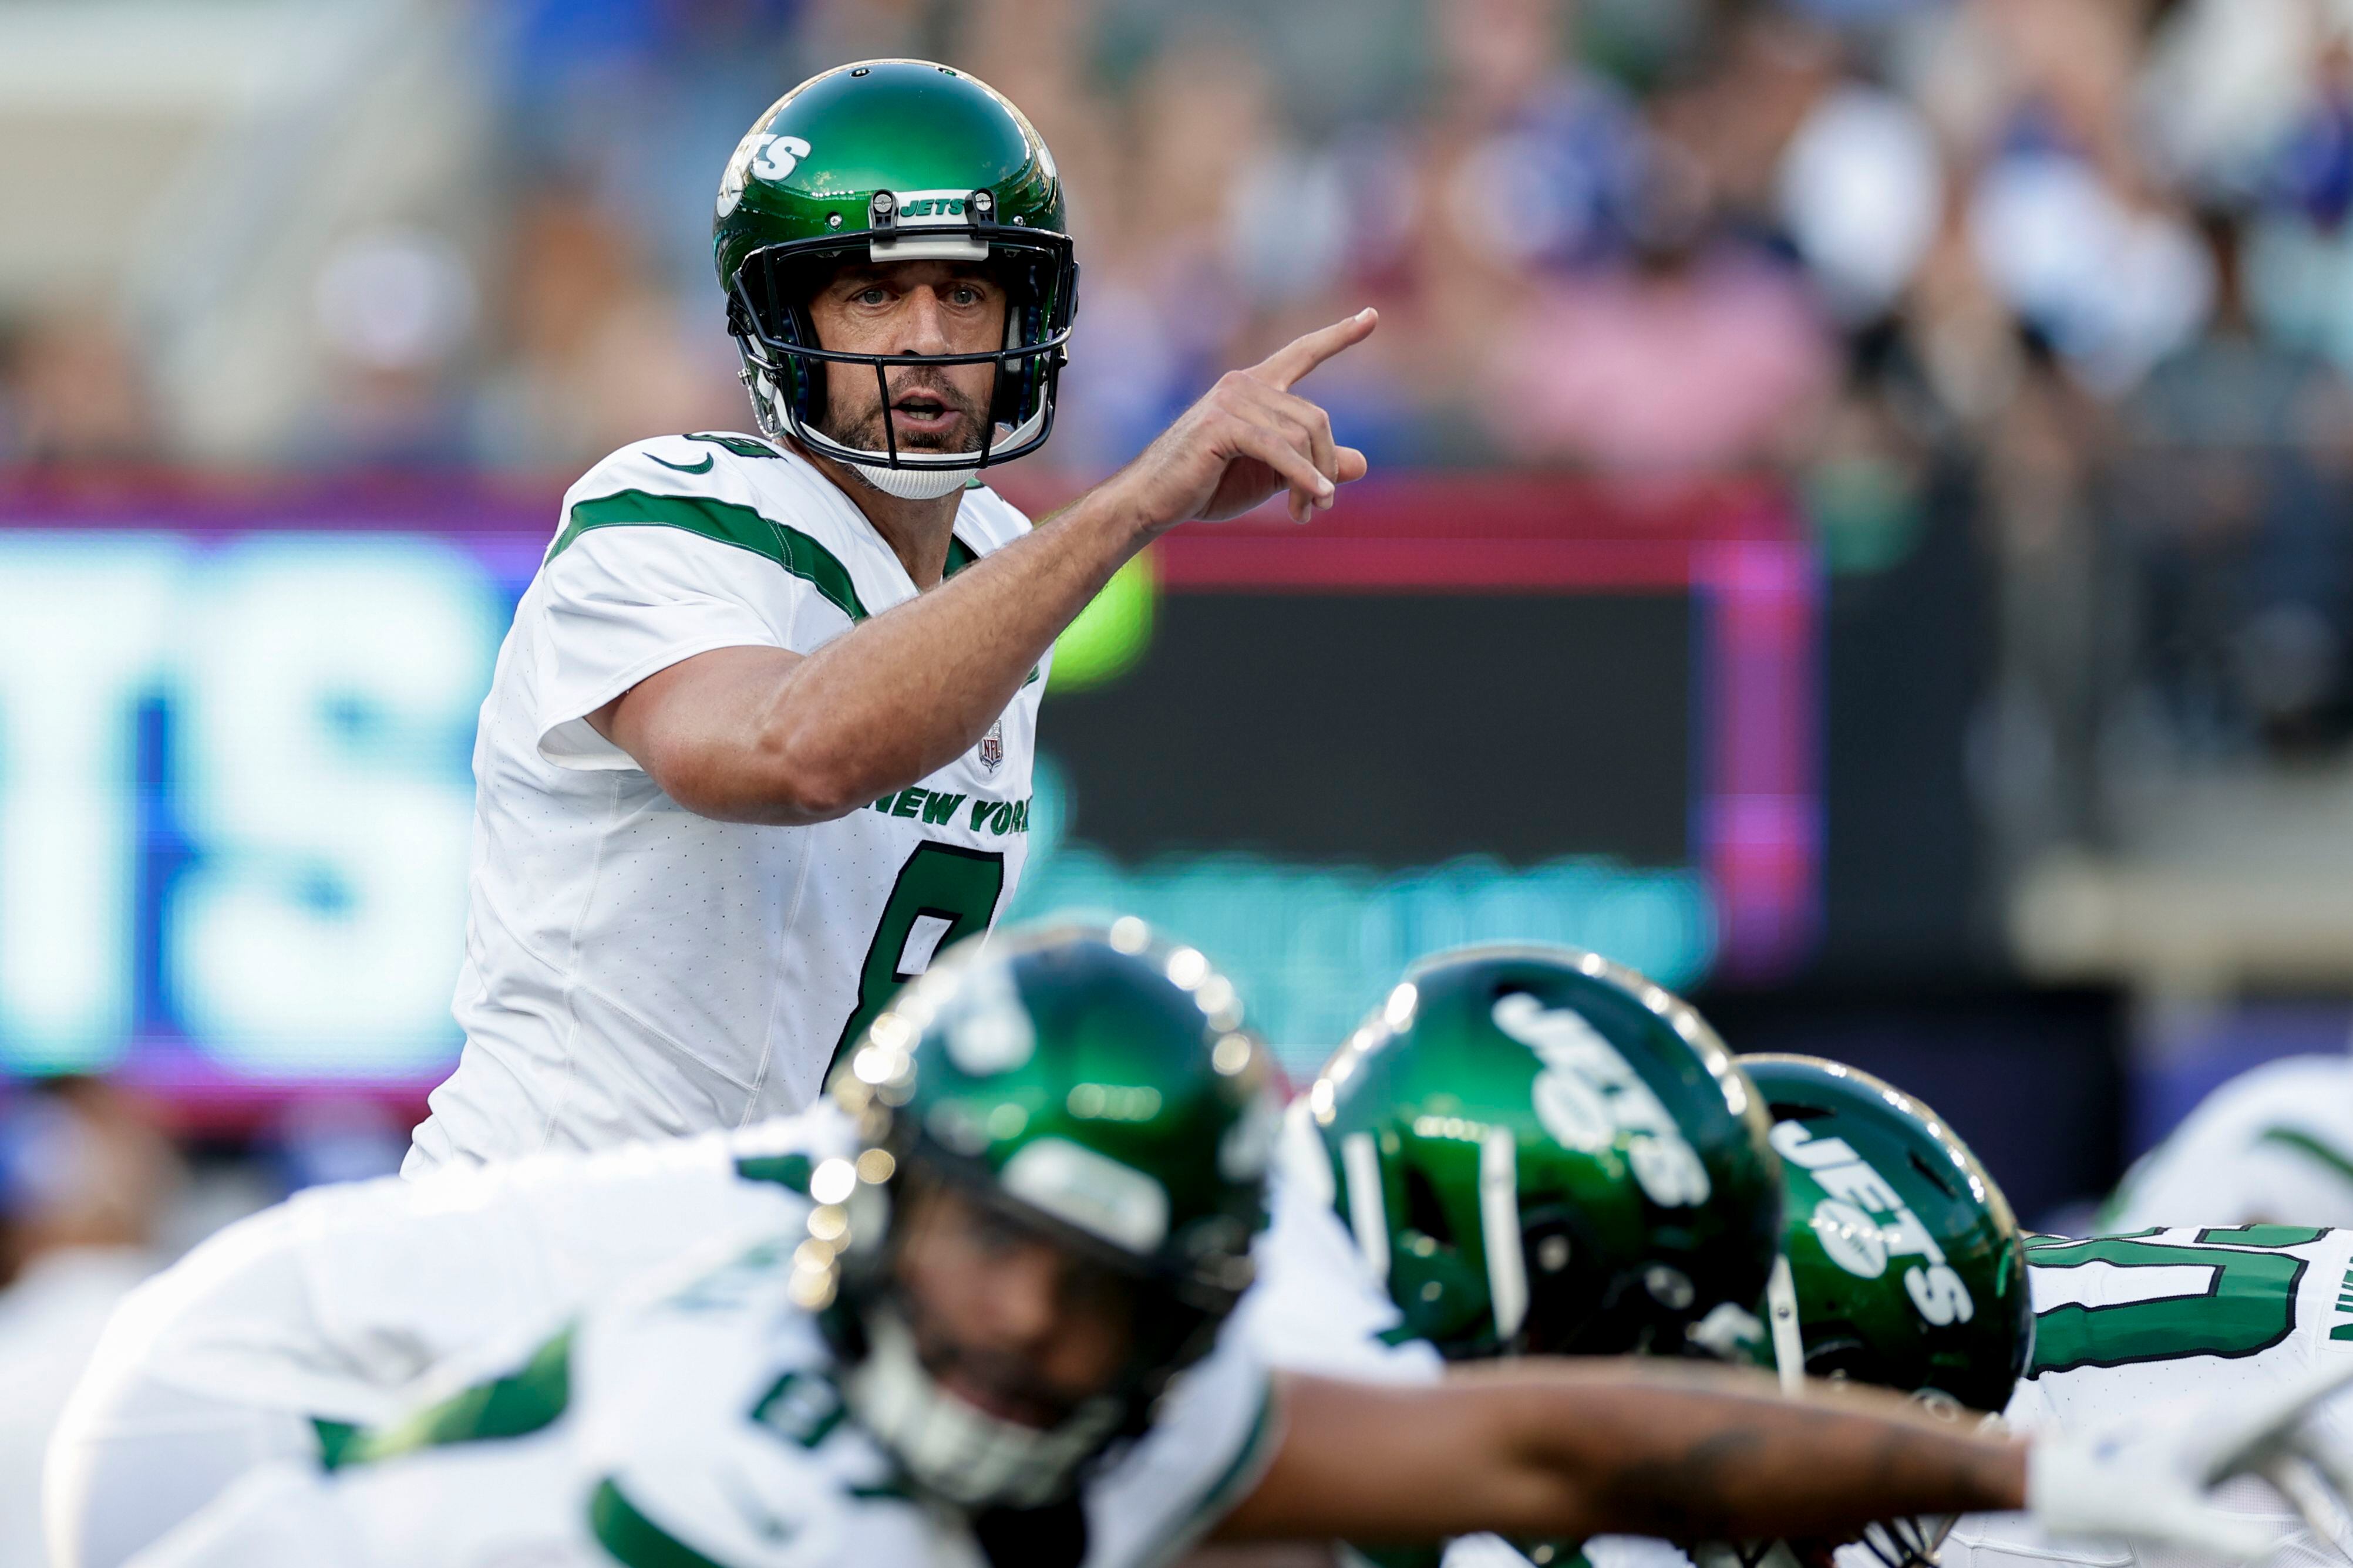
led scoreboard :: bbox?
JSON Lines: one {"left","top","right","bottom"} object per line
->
{"left": 0, "top": 471, "right": 1815, "bottom": 1110}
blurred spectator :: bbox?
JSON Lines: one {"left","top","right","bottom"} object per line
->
{"left": 476, "top": 194, "right": 742, "bottom": 468}
{"left": 0, "top": 1079, "right": 179, "bottom": 1568}
{"left": 2113, "top": 208, "right": 2353, "bottom": 758}
{"left": 0, "top": 307, "right": 157, "bottom": 466}
{"left": 296, "top": 227, "right": 481, "bottom": 467}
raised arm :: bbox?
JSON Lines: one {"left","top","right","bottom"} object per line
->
{"left": 1217, "top": 1360, "right": 2024, "bottom": 1547}
{"left": 592, "top": 311, "right": 1376, "bottom": 825}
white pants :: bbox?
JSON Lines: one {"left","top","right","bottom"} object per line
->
{"left": 45, "top": 1364, "right": 322, "bottom": 1568}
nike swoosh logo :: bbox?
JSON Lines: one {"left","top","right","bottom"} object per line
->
{"left": 649, "top": 453, "right": 715, "bottom": 474}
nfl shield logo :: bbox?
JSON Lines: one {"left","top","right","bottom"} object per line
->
{"left": 978, "top": 719, "right": 1004, "bottom": 774}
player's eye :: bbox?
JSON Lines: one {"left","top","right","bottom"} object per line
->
{"left": 852, "top": 286, "right": 890, "bottom": 306}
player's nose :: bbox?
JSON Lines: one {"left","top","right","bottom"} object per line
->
{"left": 891, "top": 286, "right": 955, "bottom": 358}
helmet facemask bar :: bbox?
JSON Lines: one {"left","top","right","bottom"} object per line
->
{"left": 1760, "top": 1256, "right": 1955, "bottom": 1568}
{"left": 726, "top": 220, "right": 1077, "bottom": 479}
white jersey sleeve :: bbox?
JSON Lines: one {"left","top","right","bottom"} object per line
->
{"left": 49, "top": 1112, "right": 852, "bottom": 1568}
{"left": 126, "top": 1233, "right": 974, "bottom": 1568}
{"left": 1083, "top": 1317, "right": 1280, "bottom": 1568}
{"left": 2103, "top": 1057, "right": 2353, "bottom": 1232}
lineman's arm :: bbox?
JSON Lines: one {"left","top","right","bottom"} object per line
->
{"left": 588, "top": 312, "right": 1375, "bottom": 825}
{"left": 1214, "top": 1361, "right": 2024, "bottom": 1547}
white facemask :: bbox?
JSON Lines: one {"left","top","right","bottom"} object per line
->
{"left": 844, "top": 1307, "right": 1123, "bottom": 1510}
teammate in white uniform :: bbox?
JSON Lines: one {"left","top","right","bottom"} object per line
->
{"left": 116, "top": 929, "right": 2308, "bottom": 1568}
{"left": 48, "top": 1111, "right": 848, "bottom": 1568}
{"left": 1948, "top": 1223, "right": 2353, "bottom": 1568}
{"left": 413, "top": 57, "right": 1386, "bottom": 1171}
{"left": 1237, "top": 945, "right": 1787, "bottom": 1568}
{"left": 2103, "top": 1056, "right": 2353, "bottom": 1232}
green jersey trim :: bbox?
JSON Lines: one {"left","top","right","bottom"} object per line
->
{"left": 2256, "top": 1128, "right": 2353, "bottom": 1191}
{"left": 591, "top": 1478, "right": 737, "bottom": 1568}
{"left": 732, "top": 1151, "right": 814, "bottom": 1194}
{"left": 2024, "top": 1236, "right": 2308, "bottom": 1375}
{"left": 1147, "top": 1375, "right": 1284, "bottom": 1567}
{"left": 325, "top": 1326, "right": 573, "bottom": 1469}
{"left": 311, "top": 1417, "right": 361, "bottom": 1469}
{"left": 550, "top": 488, "right": 871, "bottom": 624}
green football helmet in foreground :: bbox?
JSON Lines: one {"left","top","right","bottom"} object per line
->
{"left": 1738, "top": 1053, "right": 2033, "bottom": 1568}
{"left": 1310, "top": 944, "right": 1783, "bottom": 1360}
{"left": 815, "top": 920, "right": 1276, "bottom": 1509}
{"left": 713, "top": 58, "right": 1078, "bottom": 483}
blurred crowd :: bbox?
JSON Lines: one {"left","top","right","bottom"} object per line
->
{"left": 6, "top": 0, "right": 2353, "bottom": 779}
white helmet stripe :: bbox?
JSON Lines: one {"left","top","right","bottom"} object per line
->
{"left": 1482, "top": 1127, "right": 1529, "bottom": 1344}
{"left": 1341, "top": 1131, "right": 1389, "bottom": 1283}
{"left": 1766, "top": 1253, "right": 1807, "bottom": 1395}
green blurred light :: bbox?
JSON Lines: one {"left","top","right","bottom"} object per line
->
{"left": 1048, "top": 549, "right": 1155, "bottom": 693}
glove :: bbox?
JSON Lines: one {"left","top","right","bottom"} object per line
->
{"left": 2027, "top": 1357, "right": 2353, "bottom": 1561}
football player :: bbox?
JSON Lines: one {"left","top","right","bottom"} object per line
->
{"left": 410, "top": 57, "right": 1380, "bottom": 1174}
{"left": 1601, "top": 1056, "right": 2353, "bottom": 1568}
{"left": 2102, "top": 1054, "right": 2353, "bottom": 1230}
{"left": 1238, "top": 943, "right": 1783, "bottom": 1568}
{"left": 116, "top": 930, "right": 2353, "bottom": 1568}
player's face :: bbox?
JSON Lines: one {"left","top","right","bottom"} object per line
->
{"left": 890, "top": 1180, "right": 1135, "bottom": 1429}
{"left": 808, "top": 261, "right": 1006, "bottom": 457}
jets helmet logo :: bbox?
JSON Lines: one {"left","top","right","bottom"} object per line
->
{"left": 1770, "top": 1119, "right": 1977, "bottom": 1327}
{"left": 715, "top": 131, "right": 813, "bottom": 219}
{"left": 1490, "top": 993, "right": 1712, "bottom": 1209}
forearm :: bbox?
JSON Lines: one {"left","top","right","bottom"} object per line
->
{"left": 1497, "top": 1362, "right": 2023, "bottom": 1542}
{"left": 756, "top": 483, "right": 1145, "bottom": 807}
{"left": 617, "top": 481, "right": 1152, "bottom": 823}
{"left": 1224, "top": 1362, "right": 2025, "bottom": 1547}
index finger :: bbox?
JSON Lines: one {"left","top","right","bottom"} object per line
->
{"left": 1250, "top": 307, "right": 1379, "bottom": 392}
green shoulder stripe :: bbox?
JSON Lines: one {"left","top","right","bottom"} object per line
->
{"left": 1154, "top": 1378, "right": 1284, "bottom": 1566}
{"left": 327, "top": 1326, "right": 573, "bottom": 1470}
{"left": 2257, "top": 1127, "right": 2353, "bottom": 1189}
{"left": 591, "top": 1479, "right": 736, "bottom": 1568}
{"left": 551, "top": 488, "right": 869, "bottom": 624}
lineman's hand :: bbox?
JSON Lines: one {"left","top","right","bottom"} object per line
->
{"left": 1108, "top": 308, "right": 1376, "bottom": 532}
{"left": 2029, "top": 1357, "right": 2353, "bottom": 1559}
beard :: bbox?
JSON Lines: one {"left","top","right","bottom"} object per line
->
{"left": 820, "top": 366, "right": 992, "bottom": 456}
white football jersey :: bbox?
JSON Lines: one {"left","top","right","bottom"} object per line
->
{"left": 49, "top": 1111, "right": 847, "bottom": 1568}
{"left": 128, "top": 1224, "right": 1277, "bottom": 1568}
{"left": 2104, "top": 1057, "right": 2353, "bottom": 1232}
{"left": 409, "top": 434, "right": 1048, "bottom": 1174}
{"left": 1945, "top": 1225, "right": 2353, "bottom": 1568}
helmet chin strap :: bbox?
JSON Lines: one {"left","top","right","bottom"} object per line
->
{"left": 849, "top": 461, "right": 974, "bottom": 502}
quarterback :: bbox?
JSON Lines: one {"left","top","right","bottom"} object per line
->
{"left": 407, "top": 58, "right": 1375, "bottom": 1172}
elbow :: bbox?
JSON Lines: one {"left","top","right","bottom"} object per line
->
{"left": 649, "top": 727, "right": 868, "bottom": 826}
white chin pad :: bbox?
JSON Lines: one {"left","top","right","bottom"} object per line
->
{"left": 853, "top": 463, "right": 974, "bottom": 501}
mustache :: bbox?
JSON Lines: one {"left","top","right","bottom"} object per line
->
{"left": 823, "top": 365, "right": 992, "bottom": 453}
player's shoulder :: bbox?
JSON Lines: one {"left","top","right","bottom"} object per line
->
{"left": 954, "top": 480, "right": 1036, "bottom": 555}
{"left": 560, "top": 430, "right": 842, "bottom": 519}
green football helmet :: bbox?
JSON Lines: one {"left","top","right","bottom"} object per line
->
{"left": 811, "top": 919, "right": 1275, "bottom": 1510}
{"left": 1310, "top": 944, "right": 1783, "bottom": 1360}
{"left": 1739, "top": 1054, "right": 2033, "bottom": 1568}
{"left": 713, "top": 59, "right": 1078, "bottom": 494}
